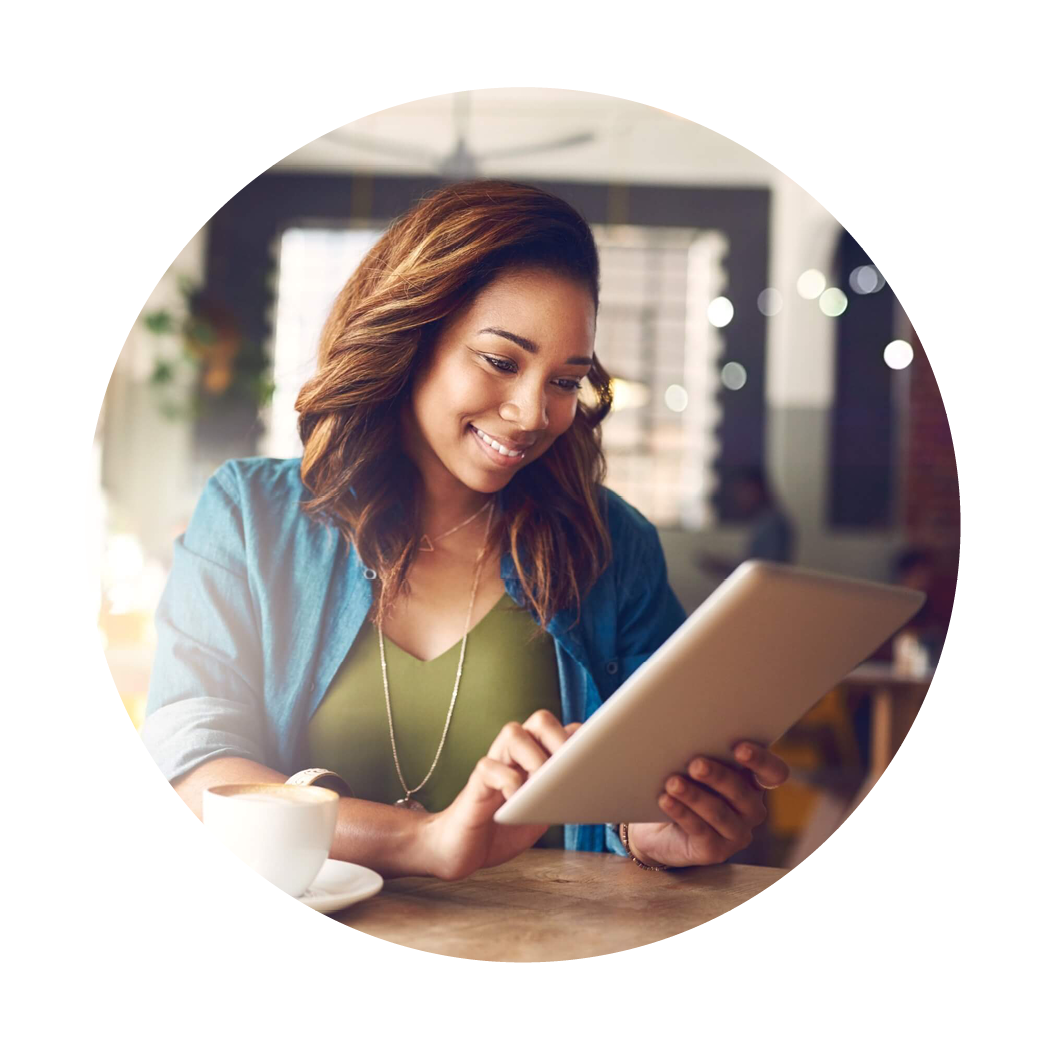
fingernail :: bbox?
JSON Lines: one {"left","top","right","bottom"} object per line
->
{"left": 667, "top": 777, "right": 684, "bottom": 795}
{"left": 692, "top": 758, "right": 709, "bottom": 778}
{"left": 736, "top": 745, "right": 752, "bottom": 762}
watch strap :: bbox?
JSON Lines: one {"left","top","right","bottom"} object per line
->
{"left": 285, "top": 768, "right": 353, "bottom": 798}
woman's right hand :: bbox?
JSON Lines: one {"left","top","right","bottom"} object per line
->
{"left": 423, "top": 710, "right": 579, "bottom": 881}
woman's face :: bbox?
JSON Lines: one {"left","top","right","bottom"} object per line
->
{"left": 403, "top": 267, "right": 596, "bottom": 497}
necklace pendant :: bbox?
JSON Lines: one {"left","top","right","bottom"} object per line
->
{"left": 395, "top": 796, "right": 426, "bottom": 812}
{"left": 418, "top": 534, "right": 434, "bottom": 552}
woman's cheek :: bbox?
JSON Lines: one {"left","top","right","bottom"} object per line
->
{"left": 556, "top": 400, "right": 579, "bottom": 434}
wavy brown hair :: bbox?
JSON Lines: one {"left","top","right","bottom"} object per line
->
{"left": 295, "top": 179, "right": 614, "bottom": 631}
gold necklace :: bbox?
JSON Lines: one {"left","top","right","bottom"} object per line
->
{"left": 379, "top": 503, "right": 495, "bottom": 811}
{"left": 417, "top": 499, "right": 492, "bottom": 552}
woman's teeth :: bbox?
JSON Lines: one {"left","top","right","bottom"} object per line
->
{"left": 472, "top": 426, "right": 523, "bottom": 457}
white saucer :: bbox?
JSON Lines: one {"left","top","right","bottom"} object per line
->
{"left": 297, "top": 859, "right": 384, "bottom": 914}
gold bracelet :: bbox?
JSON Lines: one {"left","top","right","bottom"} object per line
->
{"left": 619, "top": 823, "right": 670, "bottom": 871}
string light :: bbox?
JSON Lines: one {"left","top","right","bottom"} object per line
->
{"left": 664, "top": 384, "right": 688, "bottom": 412}
{"left": 608, "top": 377, "right": 651, "bottom": 409}
{"left": 850, "top": 265, "right": 885, "bottom": 294}
{"left": 819, "top": 287, "right": 849, "bottom": 317}
{"left": 721, "top": 362, "right": 748, "bottom": 390}
{"left": 883, "top": 340, "right": 913, "bottom": 369}
{"left": 757, "top": 288, "right": 783, "bottom": 316}
{"left": 707, "top": 296, "right": 734, "bottom": 328}
{"left": 797, "top": 269, "right": 826, "bottom": 300}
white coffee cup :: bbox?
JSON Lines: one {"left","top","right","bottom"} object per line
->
{"left": 202, "top": 783, "right": 339, "bottom": 898}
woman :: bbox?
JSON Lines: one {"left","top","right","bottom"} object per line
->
{"left": 142, "top": 180, "right": 788, "bottom": 880}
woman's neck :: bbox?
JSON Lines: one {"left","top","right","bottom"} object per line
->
{"left": 417, "top": 478, "right": 493, "bottom": 542}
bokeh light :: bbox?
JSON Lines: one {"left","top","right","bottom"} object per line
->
{"left": 608, "top": 376, "right": 651, "bottom": 409}
{"left": 883, "top": 339, "right": 914, "bottom": 370}
{"left": 664, "top": 384, "right": 689, "bottom": 412}
{"left": 720, "top": 362, "right": 748, "bottom": 390}
{"left": 796, "top": 269, "right": 826, "bottom": 300}
{"left": 707, "top": 296, "right": 734, "bottom": 328}
{"left": 819, "top": 287, "right": 849, "bottom": 317}
{"left": 849, "top": 264, "right": 885, "bottom": 294}
{"left": 757, "top": 288, "right": 783, "bottom": 316}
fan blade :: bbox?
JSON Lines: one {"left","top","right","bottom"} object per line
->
{"left": 324, "top": 129, "right": 440, "bottom": 166}
{"left": 475, "top": 131, "right": 597, "bottom": 162}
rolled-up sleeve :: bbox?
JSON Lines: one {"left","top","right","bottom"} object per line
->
{"left": 140, "top": 465, "right": 267, "bottom": 783}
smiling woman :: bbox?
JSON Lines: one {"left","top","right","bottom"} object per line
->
{"left": 296, "top": 182, "right": 615, "bottom": 636}
{"left": 141, "top": 180, "right": 789, "bottom": 887}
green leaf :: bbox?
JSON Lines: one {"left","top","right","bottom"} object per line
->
{"left": 150, "top": 361, "right": 175, "bottom": 385}
{"left": 253, "top": 376, "right": 276, "bottom": 408}
{"left": 185, "top": 318, "right": 217, "bottom": 346}
{"left": 144, "top": 311, "right": 175, "bottom": 335}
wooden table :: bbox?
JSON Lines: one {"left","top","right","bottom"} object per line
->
{"left": 333, "top": 849, "right": 786, "bottom": 961}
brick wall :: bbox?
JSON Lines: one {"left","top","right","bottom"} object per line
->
{"left": 901, "top": 328, "right": 960, "bottom": 640}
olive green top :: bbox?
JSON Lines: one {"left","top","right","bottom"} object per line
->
{"left": 308, "top": 592, "right": 564, "bottom": 847}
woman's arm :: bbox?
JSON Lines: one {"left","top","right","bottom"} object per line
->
{"left": 142, "top": 465, "right": 269, "bottom": 784}
{"left": 171, "top": 710, "right": 575, "bottom": 881}
{"left": 173, "top": 756, "right": 439, "bottom": 879}
{"left": 149, "top": 468, "right": 571, "bottom": 880}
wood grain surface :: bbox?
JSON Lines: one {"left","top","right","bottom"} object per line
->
{"left": 333, "top": 849, "right": 786, "bottom": 961}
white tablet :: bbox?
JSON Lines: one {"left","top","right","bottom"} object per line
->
{"left": 493, "top": 560, "right": 926, "bottom": 826}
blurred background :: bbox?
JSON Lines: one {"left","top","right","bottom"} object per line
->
{"left": 94, "top": 87, "right": 958, "bottom": 867}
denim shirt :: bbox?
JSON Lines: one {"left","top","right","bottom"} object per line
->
{"left": 141, "top": 457, "right": 687, "bottom": 856}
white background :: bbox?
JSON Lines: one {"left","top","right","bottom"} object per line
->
{"left": 3, "top": 2, "right": 1038, "bottom": 1037}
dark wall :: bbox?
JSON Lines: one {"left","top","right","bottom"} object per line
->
{"left": 828, "top": 229, "right": 900, "bottom": 527}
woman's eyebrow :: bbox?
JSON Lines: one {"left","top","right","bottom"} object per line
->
{"left": 477, "top": 327, "right": 593, "bottom": 366}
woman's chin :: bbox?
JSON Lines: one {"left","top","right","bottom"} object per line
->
{"left": 461, "top": 468, "right": 513, "bottom": 495}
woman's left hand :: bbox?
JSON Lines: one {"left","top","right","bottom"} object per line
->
{"left": 626, "top": 741, "right": 789, "bottom": 868}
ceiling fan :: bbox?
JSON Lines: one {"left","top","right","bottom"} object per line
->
{"left": 324, "top": 91, "right": 603, "bottom": 178}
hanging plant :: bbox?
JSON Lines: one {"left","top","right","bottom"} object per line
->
{"left": 142, "top": 276, "right": 275, "bottom": 421}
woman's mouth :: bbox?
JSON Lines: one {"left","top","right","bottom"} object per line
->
{"left": 468, "top": 424, "right": 530, "bottom": 467}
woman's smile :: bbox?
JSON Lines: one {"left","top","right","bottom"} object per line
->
{"left": 468, "top": 423, "right": 532, "bottom": 467}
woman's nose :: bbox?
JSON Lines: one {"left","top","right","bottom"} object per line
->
{"left": 500, "top": 383, "right": 549, "bottom": 431}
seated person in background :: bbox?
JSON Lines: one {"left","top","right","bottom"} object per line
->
{"left": 698, "top": 466, "right": 795, "bottom": 578}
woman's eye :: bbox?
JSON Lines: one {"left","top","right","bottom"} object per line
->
{"left": 482, "top": 355, "right": 517, "bottom": 373}
{"left": 481, "top": 354, "right": 582, "bottom": 392}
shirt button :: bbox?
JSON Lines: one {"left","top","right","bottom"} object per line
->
{"left": 363, "top": 567, "right": 377, "bottom": 580}
{"left": 605, "top": 660, "right": 619, "bottom": 676}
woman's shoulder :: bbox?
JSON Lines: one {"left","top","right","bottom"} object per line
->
{"left": 209, "top": 455, "right": 307, "bottom": 503}
{"left": 590, "top": 486, "right": 670, "bottom": 594}
{"left": 197, "top": 456, "right": 323, "bottom": 543}
{"left": 597, "top": 485, "right": 660, "bottom": 555}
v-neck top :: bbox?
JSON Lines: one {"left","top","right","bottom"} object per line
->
{"left": 142, "top": 456, "right": 688, "bottom": 856}
{"left": 306, "top": 592, "right": 565, "bottom": 845}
